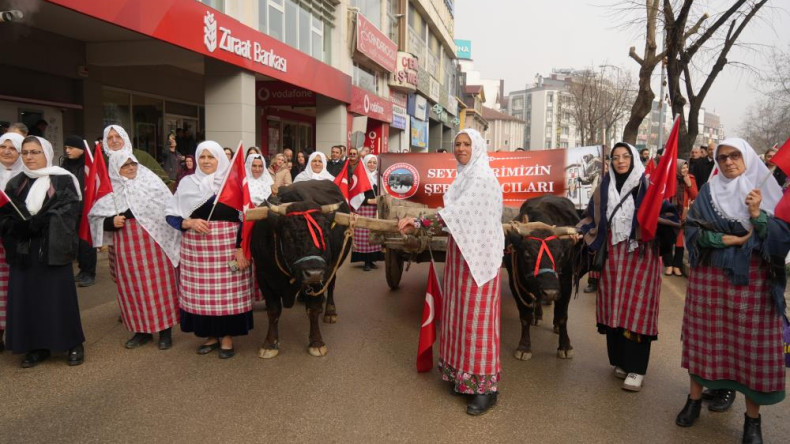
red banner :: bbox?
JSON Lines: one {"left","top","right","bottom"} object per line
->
{"left": 355, "top": 13, "right": 398, "bottom": 73}
{"left": 349, "top": 86, "right": 393, "bottom": 123}
{"left": 378, "top": 147, "right": 605, "bottom": 208}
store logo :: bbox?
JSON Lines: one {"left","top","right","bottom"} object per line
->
{"left": 258, "top": 87, "right": 270, "bottom": 102}
{"left": 363, "top": 94, "right": 370, "bottom": 114}
{"left": 383, "top": 163, "right": 420, "bottom": 200}
{"left": 204, "top": 12, "right": 217, "bottom": 52}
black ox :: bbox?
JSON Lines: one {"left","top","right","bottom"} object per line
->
{"left": 503, "top": 195, "right": 579, "bottom": 361}
{"left": 250, "top": 180, "right": 351, "bottom": 358}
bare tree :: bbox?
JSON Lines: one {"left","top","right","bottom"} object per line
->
{"left": 567, "top": 67, "right": 634, "bottom": 146}
{"left": 741, "top": 46, "right": 790, "bottom": 152}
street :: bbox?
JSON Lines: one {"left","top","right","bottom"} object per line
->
{"left": 1, "top": 251, "right": 788, "bottom": 443}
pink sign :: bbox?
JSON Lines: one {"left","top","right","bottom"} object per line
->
{"left": 349, "top": 86, "right": 393, "bottom": 123}
{"left": 356, "top": 13, "right": 397, "bottom": 73}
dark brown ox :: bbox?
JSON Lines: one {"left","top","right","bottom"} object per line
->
{"left": 249, "top": 180, "right": 351, "bottom": 358}
{"left": 503, "top": 195, "right": 579, "bottom": 361}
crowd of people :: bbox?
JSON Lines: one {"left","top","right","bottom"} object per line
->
{"left": 0, "top": 123, "right": 786, "bottom": 435}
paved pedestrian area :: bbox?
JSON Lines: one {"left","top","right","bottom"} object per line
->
{"left": 0, "top": 252, "right": 788, "bottom": 443}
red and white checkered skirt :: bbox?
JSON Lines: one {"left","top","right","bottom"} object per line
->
{"left": 108, "top": 245, "right": 118, "bottom": 284}
{"left": 682, "top": 256, "right": 785, "bottom": 393}
{"left": 179, "top": 221, "right": 254, "bottom": 316}
{"left": 0, "top": 242, "right": 8, "bottom": 330}
{"left": 352, "top": 204, "right": 381, "bottom": 254}
{"left": 598, "top": 240, "right": 662, "bottom": 336}
{"left": 439, "top": 236, "right": 502, "bottom": 376}
{"left": 113, "top": 220, "right": 179, "bottom": 333}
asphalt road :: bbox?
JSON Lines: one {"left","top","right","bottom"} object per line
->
{"left": 1, "top": 251, "right": 788, "bottom": 443}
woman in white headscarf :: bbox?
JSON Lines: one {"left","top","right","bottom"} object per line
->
{"left": 351, "top": 154, "right": 382, "bottom": 271}
{"left": 0, "top": 136, "right": 85, "bottom": 368}
{"left": 89, "top": 152, "right": 181, "bottom": 351}
{"left": 577, "top": 142, "right": 676, "bottom": 393}
{"left": 0, "top": 132, "right": 23, "bottom": 350}
{"left": 293, "top": 152, "right": 335, "bottom": 182}
{"left": 399, "top": 129, "right": 504, "bottom": 416}
{"left": 245, "top": 154, "right": 273, "bottom": 206}
{"left": 675, "top": 138, "right": 789, "bottom": 443}
{"left": 165, "top": 141, "right": 254, "bottom": 359}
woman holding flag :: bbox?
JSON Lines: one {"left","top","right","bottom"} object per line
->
{"left": 89, "top": 152, "right": 181, "bottom": 350}
{"left": 0, "top": 132, "right": 23, "bottom": 351}
{"left": 0, "top": 136, "right": 85, "bottom": 367}
{"left": 577, "top": 142, "right": 676, "bottom": 392}
{"left": 166, "top": 141, "right": 254, "bottom": 359}
{"left": 398, "top": 129, "right": 504, "bottom": 416}
{"left": 676, "top": 138, "right": 788, "bottom": 444}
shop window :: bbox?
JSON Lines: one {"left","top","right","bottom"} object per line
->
{"left": 102, "top": 89, "right": 131, "bottom": 130}
{"left": 353, "top": 63, "right": 378, "bottom": 94}
{"left": 351, "top": 0, "right": 381, "bottom": 29}
{"left": 200, "top": 0, "right": 224, "bottom": 12}
{"left": 132, "top": 94, "right": 164, "bottom": 160}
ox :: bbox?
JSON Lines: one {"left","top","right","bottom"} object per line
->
{"left": 503, "top": 195, "right": 580, "bottom": 361}
{"left": 250, "top": 180, "right": 351, "bottom": 358}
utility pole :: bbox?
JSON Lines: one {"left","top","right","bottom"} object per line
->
{"left": 656, "top": 57, "right": 667, "bottom": 152}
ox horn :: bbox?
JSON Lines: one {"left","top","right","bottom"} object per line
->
{"left": 503, "top": 221, "right": 579, "bottom": 238}
{"left": 321, "top": 202, "right": 343, "bottom": 213}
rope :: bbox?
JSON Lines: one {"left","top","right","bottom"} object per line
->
{"left": 273, "top": 232, "right": 296, "bottom": 284}
{"left": 304, "top": 223, "right": 354, "bottom": 297}
{"left": 508, "top": 245, "right": 537, "bottom": 309}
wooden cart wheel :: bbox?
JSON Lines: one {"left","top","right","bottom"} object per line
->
{"left": 385, "top": 248, "right": 404, "bottom": 290}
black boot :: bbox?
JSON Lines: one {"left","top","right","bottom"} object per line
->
{"left": 158, "top": 328, "right": 173, "bottom": 350}
{"left": 708, "top": 389, "right": 736, "bottom": 412}
{"left": 742, "top": 413, "right": 762, "bottom": 444}
{"left": 125, "top": 333, "right": 153, "bottom": 349}
{"left": 583, "top": 277, "right": 598, "bottom": 293}
{"left": 466, "top": 392, "right": 498, "bottom": 416}
{"left": 675, "top": 396, "right": 702, "bottom": 427}
{"left": 67, "top": 344, "right": 84, "bottom": 366}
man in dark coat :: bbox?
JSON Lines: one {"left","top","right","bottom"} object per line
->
{"left": 61, "top": 135, "right": 96, "bottom": 287}
{"left": 326, "top": 145, "right": 346, "bottom": 177}
{"left": 689, "top": 144, "right": 714, "bottom": 189}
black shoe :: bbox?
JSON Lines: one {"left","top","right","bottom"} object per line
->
{"left": 701, "top": 387, "right": 718, "bottom": 400}
{"left": 675, "top": 396, "right": 702, "bottom": 427}
{"left": 708, "top": 389, "right": 736, "bottom": 412}
{"left": 583, "top": 282, "right": 597, "bottom": 293}
{"left": 363, "top": 263, "right": 371, "bottom": 271}
{"left": 21, "top": 349, "right": 50, "bottom": 368}
{"left": 197, "top": 341, "right": 220, "bottom": 355}
{"left": 449, "top": 383, "right": 465, "bottom": 397}
{"left": 369, "top": 262, "right": 378, "bottom": 269}
{"left": 742, "top": 413, "right": 762, "bottom": 444}
{"left": 466, "top": 392, "right": 498, "bottom": 416}
{"left": 125, "top": 333, "right": 153, "bottom": 349}
{"left": 219, "top": 347, "right": 235, "bottom": 359}
{"left": 74, "top": 271, "right": 85, "bottom": 283}
{"left": 67, "top": 344, "right": 84, "bottom": 366}
{"left": 77, "top": 274, "right": 95, "bottom": 287}
{"left": 158, "top": 328, "right": 172, "bottom": 350}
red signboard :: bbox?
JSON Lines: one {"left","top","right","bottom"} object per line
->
{"left": 48, "top": 0, "right": 351, "bottom": 104}
{"left": 355, "top": 13, "right": 398, "bottom": 73}
{"left": 256, "top": 81, "right": 316, "bottom": 107}
{"left": 378, "top": 146, "right": 605, "bottom": 208}
{"left": 349, "top": 86, "right": 393, "bottom": 123}
{"left": 364, "top": 121, "right": 390, "bottom": 154}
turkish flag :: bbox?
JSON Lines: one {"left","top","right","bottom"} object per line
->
{"left": 417, "top": 261, "right": 442, "bottom": 373}
{"left": 79, "top": 143, "right": 113, "bottom": 245}
{"left": 769, "top": 137, "right": 790, "bottom": 176}
{"left": 637, "top": 116, "right": 680, "bottom": 241}
{"left": 215, "top": 142, "right": 254, "bottom": 259}
{"left": 644, "top": 158, "right": 656, "bottom": 178}
{"left": 333, "top": 160, "right": 351, "bottom": 201}
{"left": 333, "top": 160, "right": 373, "bottom": 210}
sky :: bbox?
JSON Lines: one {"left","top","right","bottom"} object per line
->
{"left": 453, "top": 0, "right": 790, "bottom": 135}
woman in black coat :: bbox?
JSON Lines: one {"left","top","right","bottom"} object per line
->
{"left": 0, "top": 136, "right": 85, "bottom": 368}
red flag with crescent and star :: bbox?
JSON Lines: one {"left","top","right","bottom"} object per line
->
{"left": 216, "top": 142, "right": 254, "bottom": 259}
{"left": 417, "top": 260, "right": 442, "bottom": 373}
{"left": 636, "top": 116, "right": 679, "bottom": 241}
{"left": 333, "top": 159, "right": 373, "bottom": 210}
{"left": 79, "top": 142, "right": 113, "bottom": 244}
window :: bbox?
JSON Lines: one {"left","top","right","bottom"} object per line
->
{"left": 312, "top": 15, "right": 324, "bottom": 60}
{"left": 258, "top": 0, "right": 333, "bottom": 63}
{"left": 387, "top": 0, "right": 400, "bottom": 47}
{"left": 200, "top": 0, "right": 224, "bottom": 11}
{"left": 268, "top": 0, "right": 284, "bottom": 41}
{"left": 285, "top": 0, "right": 298, "bottom": 47}
{"left": 352, "top": 0, "right": 381, "bottom": 29}
{"left": 353, "top": 63, "right": 378, "bottom": 94}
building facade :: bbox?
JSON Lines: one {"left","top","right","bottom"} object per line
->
{"left": 508, "top": 72, "right": 580, "bottom": 150}
{"left": 482, "top": 106, "right": 524, "bottom": 151}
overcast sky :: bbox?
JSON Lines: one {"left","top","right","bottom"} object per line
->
{"left": 454, "top": 0, "right": 790, "bottom": 135}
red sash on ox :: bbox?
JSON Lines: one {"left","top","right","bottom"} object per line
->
{"left": 113, "top": 220, "right": 179, "bottom": 333}
{"left": 352, "top": 204, "right": 380, "bottom": 253}
{"left": 597, "top": 238, "right": 662, "bottom": 336}
{"left": 683, "top": 257, "right": 786, "bottom": 393}
{"left": 439, "top": 235, "right": 501, "bottom": 377}
{"left": 179, "top": 221, "right": 254, "bottom": 316}
{"left": 0, "top": 242, "right": 8, "bottom": 330}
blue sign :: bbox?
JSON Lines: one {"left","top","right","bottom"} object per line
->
{"left": 410, "top": 117, "right": 428, "bottom": 148}
{"left": 455, "top": 39, "right": 471, "bottom": 59}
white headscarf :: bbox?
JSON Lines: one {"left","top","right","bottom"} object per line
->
{"left": 362, "top": 154, "right": 378, "bottom": 188}
{"left": 0, "top": 132, "right": 24, "bottom": 190}
{"left": 606, "top": 143, "right": 645, "bottom": 248}
{"left": 21, "top": 136, "right": 82, "bottom": 215}
{"left": 439, "top": 129, "right": 504, "bottom": 287}
{"left": 89, "top": 152, "right": 181, "bottom": 265}
{"left": 293, "top": 152, "right": 335, "bottom": 182}
{"left": 165, "top": 140, "right": 230, "bottom": 219}
{"left": 708, "top": 137, "right": 782, "bottom": 229}
{"left": 102, "top": 125, "right": 133, "bottom": 156}
{"left": 245, "top": 154, "right": 273, "bottom": 206}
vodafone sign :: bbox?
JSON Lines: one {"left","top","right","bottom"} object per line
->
{"left": 349, "top": 86, "right": 393, "bottom": 123}
{"left": 256, "top": 81, "right": 316, "bottom": 107}
{"left": 355, "top": 13, "right": 397, "bottom": 73}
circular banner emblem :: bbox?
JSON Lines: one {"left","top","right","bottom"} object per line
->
{"left": 383, "top": 162, "right": 420, "bottom": 199}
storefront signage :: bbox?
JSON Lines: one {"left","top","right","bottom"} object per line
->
{"left": 428, "top": 76, "right": 441, "bottom": 102}
{"left": 390, "top": 92, "right": 408, "bottom": 108}
{"left": 408, "top": 94, "right": 429, "bottom": 121}
{"left": 388, "top": 52, "right": 418, "bottom": 92}
{"left": 256, "top": 81, "right": 316, "bottom": 107}
{"left": 349, "top": 86, "right": 393, "bottom": 123}
{"left": 392, "top": 105, "right": 408, "bottom": 130}
{"left": 48, "top": 0, "right": 351, "bottom": 104}
{"left": 410, "top": 117, "right": 428, "bottom": 148}
{"left": 455, "top": 39, "right": 472, "bottom": 59}
{"left": 379, "top": 145, "right": 603, "bottom": 208}
{"left": 356, "top": 12, "right": 398, "bottom": 73}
